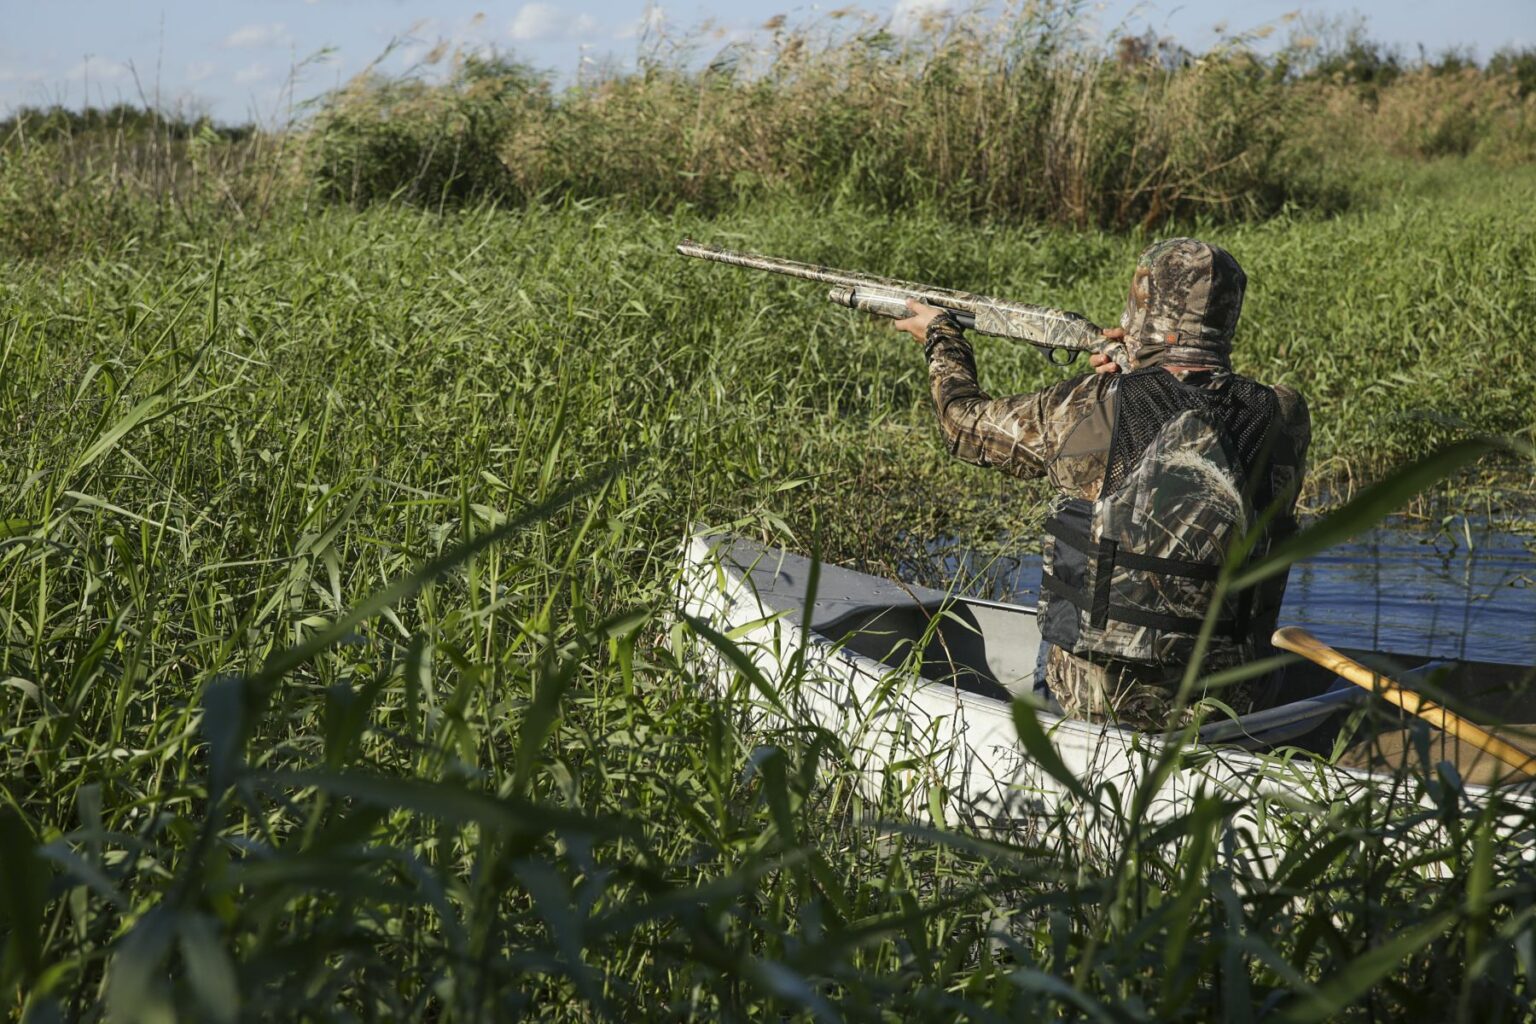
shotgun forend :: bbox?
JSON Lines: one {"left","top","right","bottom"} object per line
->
{"left": 677, "top": 238, "right": 1125, "bottom": 367}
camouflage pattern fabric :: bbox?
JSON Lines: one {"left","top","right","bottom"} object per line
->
{"left": 1119, "top": 238, "right": 1246, "bottom": 371}
{"left": 924, "top": 311, "right": 1311, "bottom": 729}
{"left": 1044, "top": 645, "right": 1271, "bottom": 732}
{"left": 1068, "top": 402, "right": 1262, "bottom": 665}
{"left": 924, "top": 314, "right": 1118, "bottom": 502}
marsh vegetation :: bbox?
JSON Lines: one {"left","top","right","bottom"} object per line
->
{"left": 2, "top": 5, "right": 1535, "bottom": 1020}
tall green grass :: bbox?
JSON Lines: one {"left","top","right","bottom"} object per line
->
{"left": 3, "top": 8, "right": 1536, "bottom": 1014}
{"left": 1, "top": 168, "right": 1534, "bottom": 1018}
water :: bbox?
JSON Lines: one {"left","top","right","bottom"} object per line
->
{"left": 924, "top": 522, "right": 1536, "bottom": 666}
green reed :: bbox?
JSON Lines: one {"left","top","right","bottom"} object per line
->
{"left": 5, "top": 3, "right": 1535, "bottom": 263}
{"left": 1, "top": 116, "right": 1535, "bottom": 1019}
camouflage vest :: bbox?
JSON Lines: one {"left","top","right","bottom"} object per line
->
{"left": 1038, "top": 367, "right": 1284, "bottom": 667}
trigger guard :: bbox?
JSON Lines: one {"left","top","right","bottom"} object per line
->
{"left": 1048, "top": 347, "right": 1081, "bottom": 366}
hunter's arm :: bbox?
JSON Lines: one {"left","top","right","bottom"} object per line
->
{"left": 923, "top": 313, "right": 1058, "bottom": 479}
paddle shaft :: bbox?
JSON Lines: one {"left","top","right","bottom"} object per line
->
{"left": 1272, "top": 626, "right": 1536, "bottom": 778}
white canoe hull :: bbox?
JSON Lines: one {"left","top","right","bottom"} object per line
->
{"left": 677, "top": 532, "right": 1536, "bottom": 866}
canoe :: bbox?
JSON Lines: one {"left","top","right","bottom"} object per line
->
{"left": 677, "top": 531, "right": 1536, "bottom": 855}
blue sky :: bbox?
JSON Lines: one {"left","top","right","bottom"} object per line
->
{"left": 4, "top": 1, "right": 1533, "bottom": 124}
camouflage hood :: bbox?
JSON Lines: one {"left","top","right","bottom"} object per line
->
{"left": 1118, "top": 238, "right": 1246, "bottom": 370}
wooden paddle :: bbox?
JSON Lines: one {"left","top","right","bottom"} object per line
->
{"left": 1272, "top": 626, "right": 1536, "bottom": 779}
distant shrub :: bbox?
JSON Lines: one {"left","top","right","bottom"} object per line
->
{"left": 1426, "top": 46, "right": 1479, "bottom": 78}
{"left": 1294, "top": 69, "right": 1531, "bottom": 165}
{"left": 1305, "top": 34, "right": 1403, "bottom": 95}
{"left": 0, "top": 105, "right": 287, "bottom": 258}
{"left": 1489, "top": 46, "right": 1536, "bottom": 98}
{"left": 1376, "top": 69, "right": 1519, "bottom": 158}
{"left": 0, "top": 142, "right": 138, "bottom": 258}
{"left": 1476, "top": 97, "right": 1536, "bottom": 167}
{"left": 0, "top": 103, "right": 252, "bottom": 144}
{"left": 309, "top": 55, "right": 552, "bottom": 206}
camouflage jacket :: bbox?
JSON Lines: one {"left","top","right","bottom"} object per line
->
{"left": 924, "top": 313, "right": 1311, "bottom": 728}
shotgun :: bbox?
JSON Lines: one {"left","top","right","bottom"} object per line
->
{"left": 677, "top": 239, "right": 1125, "bottom": 367}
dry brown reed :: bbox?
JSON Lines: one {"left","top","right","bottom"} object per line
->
{"left": 4, "top": 4, "right": 1535, "bottom": 258}
{"left": 308, "top": 6, "right": 1327, "bottom": 227}
{"left": 302, "top": 6, "right": 1534, "bottom": 227}
{"left": 1297, "top": 68, "right": 1536, "bottom": 165}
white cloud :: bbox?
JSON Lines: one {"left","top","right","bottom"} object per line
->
{"left": 64, "top": 57, "right": 130, "bottom": 82}
{"left": 509, "top": 5, "right": 561, "bottom": 42}
{"left": 509, "top": 4, "right": 598, "bottom": 43}
{"left": 892, "top": 0, "right": 951, "bottom": 33}
{"left": 0, "top": 67, "right": 46, "bottom": 84}
{"left": 185, "top": 60, "right": 217, "bottom": 83}
{"left": 614, "top": 5, "right": 665, "bottom": 40}
{"left": 395, "top": 43, "right": 429, "bottom": 68}
{"left": 380, "top": 12, "right": 500, "bottom": 69}
{"left": 223, "top": 22, "right": 289, "bottom": 49}
{"left": 233, "top": 62, "right": 270, "bottom": 84}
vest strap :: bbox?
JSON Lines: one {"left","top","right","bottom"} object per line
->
{"left": 1091, "top": 538, "right": 1117, "bottom": 628}
{"left": 1041, "top": 572, "right": 1244, "bottom": 638}
{"left": 1044, "top": 516, "right": 1223, "bottom": 582}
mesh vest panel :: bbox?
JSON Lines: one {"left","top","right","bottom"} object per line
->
{"left": 1039, "top": 369, "right": 1284, "bottom": 667}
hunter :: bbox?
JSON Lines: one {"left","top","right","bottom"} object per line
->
{"left": 894, "top": 239, "right": 1310, "bottom": 730}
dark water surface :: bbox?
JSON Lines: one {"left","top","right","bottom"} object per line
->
{"left": 924, "top": 522, "right": 1536, "bottom": 667}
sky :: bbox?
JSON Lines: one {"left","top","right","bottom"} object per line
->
{"left": 3, "top": 0, "right": 1534, "bottom": 125}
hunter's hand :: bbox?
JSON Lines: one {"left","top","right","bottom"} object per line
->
{"left": 893, "top": 299, "right": 943, "bottom": 343}
{"left": 1091, "top": 327, "right": 1127, "bottom": 374}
